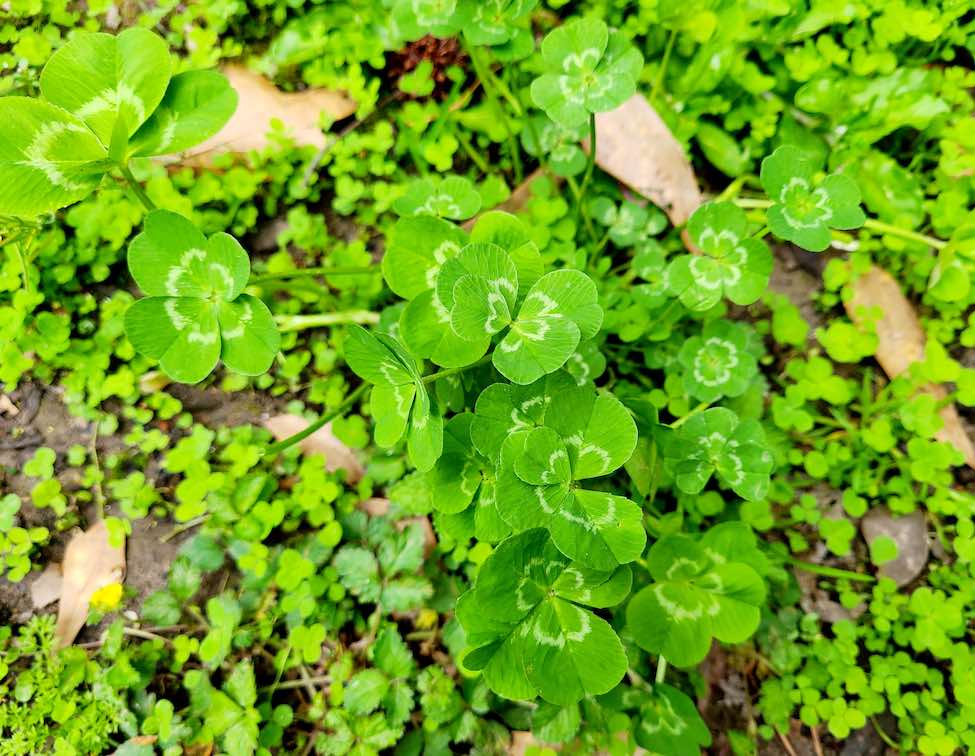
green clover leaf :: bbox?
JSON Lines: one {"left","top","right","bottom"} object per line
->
{"left": 454, "top": 0, "right": 538, "bottom": 46}
{"left": 124, "top": 210, "right": 279, "bottom": 384}
{"left": 761, "top": 145, "right": 865, "bottom": 252}
{"left": 530, "top": 18, "right": 644, "bottom": 129}
{"left": 677, "top": 320, "right": 758, "bottom": 402}
{"left": 391, "top": 0, "right": 462, "bottom": 42}
{"left": 635, "top": 684, "right": 713, "bottom": 755}
{"left": 626, "top": 532, "right": 767, "bottom": 667}
{"left": 667, "top": 202, "right": 773, "bottom": 311}
{"left": 393, "top": 175, "right": 482, "bottom": 220}
{"left": 343, "top": 326, "right": 443, "bottom": 471}
{"left": 661, "top": 407, "right": 773, "bottom": 501}
{"left": 457, "top": 529, "right": 630, "bottom": 705}
{"left": 520, "top": 114, "right": 588, "bottom": 177}
{"left": 495, "top": 386, "right": 645, "bottom": 569}
{"left": 0, "top": 29, "right": 235, "bottom": 217}
{"left": 492, "top": 269, "right": 603, "bottom": 385}
{"left": 590, "top": 197, "right": 667, "bottom": 247}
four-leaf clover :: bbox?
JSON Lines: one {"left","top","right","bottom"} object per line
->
{"left": 761, "top": 145, "right": 866, "bottom": 252}
{"left": 677, "top": 320, "right": 758, "bottom": 402}
{"left": 530, "top": 18, "right": 644, "bottom": 129}
{"left": 124, "top": 210, "right": 280, "bottom": 384}
{"left": 667, "top": 202, "right": 773, "bottom": 311}
{"left": 458, "top": 529, "right": 630, "bottom": 705}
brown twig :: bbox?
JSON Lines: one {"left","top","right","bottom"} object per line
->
{"left": 776, "top": 728, "right": 799, "bottom": 756}
{"left": 811, "top": 726, "right": 825, "bottom": 756}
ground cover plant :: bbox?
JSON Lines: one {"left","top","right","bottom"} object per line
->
{"left": 1, "top": 1, "right": 975, "bottom": 755}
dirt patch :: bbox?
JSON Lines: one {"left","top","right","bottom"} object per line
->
{"left": 766, "top": 245, "right": 826, "bottom": 341}
{"left": 166, "top": 383, "right": 283, "bottom": 429}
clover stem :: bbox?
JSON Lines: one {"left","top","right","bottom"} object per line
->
{"left": 733, "top": 198, "right": 773, "bottom": 210}
{"left": 669, "top": 400, "right": 711, "bottom": 429}
{"left": 421, "top": 353, "right": 493, "bottom": 384}
{"left": 250, "top": 266, "right": 380, "bottom": 284}
{"left": 862, "top": 218, "right": 946, "bottom": 250}
{"left": 576, "top": 113, "right": 600, "bottom": 247}
{"left": 466, "top": 43, "right": 523, "bottom": 184}
{"left": 651, "top": 29, "right": 678, "bottom": 103}
{"left": 655, "top": 655, "right": 668, "bottom": 684}
{"left": 752, "top": 225, "right": 770, "bottom": 239}
{"left": 274, "top": 311, "right": 380, "bottom": 332}
{"left": 264, "top": 383, "right": 370, "bottom": 456}
{"left": 715, "top": 174, "right": 753, "bottom": 203}
{"left": 119, "top": 163, "right": 156, "bottom": 212}
{"left": 870, "top": 716, "right": 900, "bottom": 750}
{"left": 785, "top": 557, "right": 875, "bottom": 583}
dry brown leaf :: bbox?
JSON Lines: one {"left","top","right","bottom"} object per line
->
{"left": 180, "top": 65, "right": 356, "bottom": 162}
{"left": 264, "top": 414, "right": 364, "bottom": 482}
{"left": 846, "top": 266, "right": 975, "bottom": 467}
{"left": 591, "top": 94, "right": 702, "bottom": 227}
{"left": 55, "top": 520, "right": 126, "bottom": 648}
{"left": 0, "top": 393, "right": 18, "bottom": 417}
{"left": 461, "top": 167, "right": 555, "bottom": 231}
{"left": 861, "top": 508, "right": 929, "bottom": 586}
{"left": 30, "top": 562, "right": 63, "bottom": 610}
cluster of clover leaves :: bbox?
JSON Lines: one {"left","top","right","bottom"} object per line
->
{"left": 0, "top": 27, "right": 279, "bottom": 383}
{"left": 0, "top": 16, "right": 872, "bottom": 756}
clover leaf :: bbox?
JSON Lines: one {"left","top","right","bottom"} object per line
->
{"left": 494, "top": 385, "right": 646, "bottom": 569}
{"left": 457, "top": 529, "right": 630, "bottom": 705}
{"left": 661, "top": 407, "right": 773, "bottom": 501}
{"left": 0, "top": 29, "right": 235, "bottom": 217}
{"left": 530, "top": 18, "right": 644, "bottom": 129}
{"left": 626, "top": 531, "right": 766, "bottom": 667}
{"left": 426, "top": 414, "right": 510, "bottom": 542}
{"left": 667, "top": 202, "right": 773, "bottom": 310}
{"left": 635, "top": 684, "right": 713, "bottom": 755}
{"left": 590, "top": 197, "right": 668, "bottom": 247}
{"left": 391, "top": 0, "right": 463, "bottom": 42}
{"left": 454, "top": 0, "right": 539, "bottom": 47}
{"left": 124, "top": 210, "right": 279, "bottom": 384}
{"left": 761, "top": 145, "right": 866, "bottom": 252}
{"left": 520, "top": 114, "right": 588, "bottom": 177}
{"left": 677, "top": 320, "right": 758, "bottom": 402}
{"left": 393, "top": 176, "right": 482, "bottom": 220}
{"left": 344, "top": 326, "right": 443, "bottom": 471}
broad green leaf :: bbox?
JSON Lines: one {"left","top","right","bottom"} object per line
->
{"left": 513, "top": 427, "right": 572, "bottom": 485}
{"left": 444, "top": 242, "right": 519, "bottom": 340}
{"left": 124, "top": 297, "right": 221, "bottom": 384}
{"left": 407, "top": 384, "right": 443, "bottom": 472}
{"left": 635, "top": 684, "right": 713, "bottom": 755}
{"left": 457, "top": 529, "right": 628, "bottom": 704}
{"left": 455, "top": 0, "right": 538, "bottom": 46}
{"left": 218, "top": 294, "right": 280, "bottom": 376}
{"left": 401, "top": 290, "right": 490, "bottom": 368}
{"left": 427, "top": 414, "right": 489, "bottom": 515}
{"left": 344, "top": 669, "right": 389, "bottom": 716}
{"left": 469, "top": 211, "right": 545, "bottom": 301}
{"left": 344, "top": 326, "right": 415, "bottom": 388}
{"left": 130, "top": 69, "right": 238, "bottom": 157}
{"left": 40, "top": 28, "right": 172, "bottom": 146}
{"left": 677, "top": 320, "right": 757, "bottom": 402}
{"left": 0, "top": 98, "right": 108, "bottom": 217}
{"left": 371, "top": 383, "right": 415, "bottom": 448}
{"left": 382, "top": 215, "right": 467, "bottom": 300}
{"left": 128, "top": 209, "right": 249, "bottom": 299}
{"left": 626, "top": 535, "right": 766, "bottom": 667}
{"left": 544, "top": 388, "right": 637, "bottom": 479}
{"left": 393, "top": 175, "right": 482, "bottom": 219}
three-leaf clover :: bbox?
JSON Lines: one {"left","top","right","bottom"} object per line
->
{"left": 520, "top": 114, "right": 588, "bottom": 177}
{"left": 124, "top": 210, "right": 279, "bottom": 384}
{"left": 626, "top": 528, "right": 767, "bottom": 667}
{"left": 590, "top": 197, "right": 668, "bottom": 247}
{"left": 761, "top": 145, "right": 866, "bottom": 252}
{"left": 660, "top": 407, "right": 773, "bottom": 501}
{"left": 457, "top": 529, "right": 631, "bottom": 705}
{"left": 455, "top": 0, "right": 539, "bottom": 47}
{"left": 530, "top": 18, "right": 644, "bottom": 129}
{"left": 495, "top": 385, "right": 646, "bottom": 569}
{"left": 677, "top": 320, "right": 758, "bottom": 402}
{"left": 0, "top": 29, "right": 236, "bottom": 217}
{"left": 667, "top": 202, "right": 773, "bottom": 310}
{"left": 393, "top": 175, "right": 482, "bottom": 220}
{"left": 343, "top": 326, "right": 443, "bottom": 472}
{"left": 635, "top": 684, "right": 713, "bottom": 755}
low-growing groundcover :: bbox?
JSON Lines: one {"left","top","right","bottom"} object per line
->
{"left": 2, "top": 2, "right": 975, "bottom": 756}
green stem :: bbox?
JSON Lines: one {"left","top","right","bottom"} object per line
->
{"left": 251, "top": 266, "right": 379, "bottom": 284}
{"left": 670, "top": 401, "right": 711, "bottom": 429}
{"left": 752, "top": 225, "right": 770, "bottom": 239}
{"left": 421, "top": 354, "right": 492, "bottom": 384}
{"left": 466, "top": 43, "right": 523, "bottom": 184}
{"left": 651, "top": 29, "right": 678, "bottom": 103}
{"left": 274, "top": 311, "right": 380, "bottom": 333}
{"left": 456, "top": 129, "right": 492, "bottom": 174}
{"left": 576, "top": 113, "right": 598, "bottom": 244}
{"left": 264, "top": 383, "right": 370, "bottom": 456}
{"left": 733, "top": 198, "right": 773, "bottom": 210}
{"left": 786, "top": 557, "right": 875, "bottom": 583}
{"left": 119, "top": 163, "right": 156, "bottom": 212}
{"left": 863, "top": 218, "right": 945, "bottom": 249}
{"left": 715, "top": 174, "right": 753, "bottom": 203}
{"left": 655, "top": 656, "right": 668, "bottom": 684}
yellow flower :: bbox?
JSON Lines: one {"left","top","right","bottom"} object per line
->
{"left": 90, "top": 583, "right": 123, "bottom": 612}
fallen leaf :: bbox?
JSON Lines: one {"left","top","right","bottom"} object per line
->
{"left": 0, "top": 393, "right": 18, "bottom": 417}
{"left": 55, "top": 520, "right": 126, "bottom": 648}
{"left": 861, "top": 508, "right": 929, "bottom": 586}
{"left": 591, "top": 94, "right": 702, "bottom": 227}
{"left": 29, "top": 561, "right": 63, "bottom": 610}
{"left": 264, "top": 415, "right": 364, "bottom": 482}
{"left": 846, "top": 265, "right": 975, "bottom": 467}
{"left": 180, "top": 65, "right": 356, "bottom": 162}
